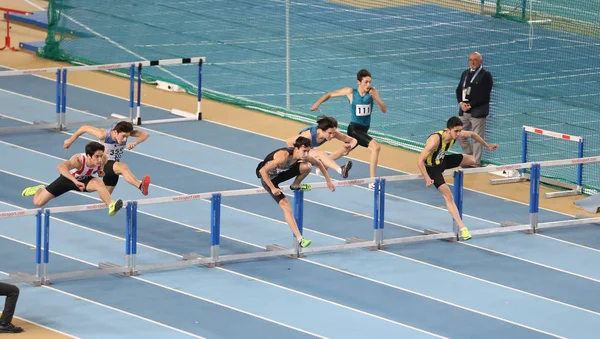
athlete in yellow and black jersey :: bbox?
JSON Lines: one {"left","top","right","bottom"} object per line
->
{"left": 417, "top": 116, "right": 498, "bottom": 240}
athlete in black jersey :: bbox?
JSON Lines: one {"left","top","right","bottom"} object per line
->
{"left": 417, "top": 116, "right": 498, "bottom": 241}
{"left": 256, "top": 136, "right": 335, "bottom": 248}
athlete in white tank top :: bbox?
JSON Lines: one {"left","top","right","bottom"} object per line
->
{"left": 70, "top": 153, "right": 102, "bottom": 180}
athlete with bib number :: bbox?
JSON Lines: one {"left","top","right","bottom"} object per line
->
{"left": 21, "top": 141, "right": 124, "bottom": 216}
{"left": 285, "top": 115, "right": 356, "bottom": 179}
{"left": 310, "top": 69, "right": 387, "bottom": 189}
{"left": 63, "top": 121, "right": 151, "bottom": 196}
{"left": 417, "top": 117, "right": 498, "bottom": 241}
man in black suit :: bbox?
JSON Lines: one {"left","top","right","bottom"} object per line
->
{"left": 456, "top": 52, "right": 493, "bottom": 167}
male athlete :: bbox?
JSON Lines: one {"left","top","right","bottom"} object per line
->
{"left": 257, "top": 136, "right": 336, "bottom": 248}
{"left": 63, "top": 121, "right": 150, "bottom": 195}
{"left": 310, "top": 69, "right": 387, "bottom": 188}
{"left": 285, "top": 115, "right": 356, "bottom": 179}
{"left": 417, "top": 116, "right": 498, "bottom": 240}
{"left": 21, "top": 141, "right": 123, "bottom": 216}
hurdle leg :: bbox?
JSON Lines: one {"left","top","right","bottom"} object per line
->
{"left": 377, "top": 179, "right": 386, "bottom": 249}
{"left": 136, "top": 63, "right": 142, "bottom": 126}
{"left": 209, "top": 193, "right": 221, "bottom": 267}
{"left": 55, "top": 69, "right": 61, "bottom": 131}
{"left": 129, "top": 64, "right": 135, "bottom": 123}
{"left": 293, "top": 189, "right": 304, "bottom": 258}
{"left": 196, "top": 59, "right": 203, "bottom": 120}
{"left": 529, "top": 164, "right": 541, "bottom": 233}
{"left": 34, "top": 210, "right": 43, "bottom": 286}
{"left": 42, "top": 210, "right": 51, "bottom": 285}
{"left": 60, "top": 68, "right": 67, "bottom": 130}
{"left": 0, "top": 11, "right": 16, "bottom": 51}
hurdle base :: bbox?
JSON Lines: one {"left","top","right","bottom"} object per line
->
{"left": 490, "top": 176, "right": 527, "bottom": 185}
{"left": 574, "top": 214, "right": 600, "bottom": 226}
{"left": 424, "top": 228, "right": 457, "bottom": 242}
{"left": 8, "top": 272, "right": 42, "bottom": 287}
{"left": 182, "top": 252, "right": 219, "bottom": 268}
{"left": 267, "top": 244, "right": 301, "bottom": 259}
{"left": 346, "top": 236, "right": 378, "bottom": 251}
{"left": 545, "top": 188, "right": 581, "bottom": 199}
{"left": 98, "top": 262, "right": 131, "bottom": 278}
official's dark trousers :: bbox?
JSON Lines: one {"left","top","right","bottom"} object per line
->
{"left": 0, "top": 282, "right": 19, "bottom": 325}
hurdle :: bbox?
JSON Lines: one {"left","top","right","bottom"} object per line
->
{"left": 0, "top": 208, "right": 43, "bottom": 286}
{"left": 491, "top": 126, "right": 585, "bottom": 198}
{"left": 2, "top": 155, "right": 600, "bottom": 286}
{"left": 1, "top": 8, "right": 33, "bottom": 51}
{"left": 0, "top": 56, "right": 205, "bottom": 134}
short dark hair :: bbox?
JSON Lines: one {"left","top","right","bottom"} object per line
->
{"left": 447, "top": 116, "right": 463, "bottom": 129}
{"left": 85, "top": 141, "right": 105, "bottom": 156}
{"left": 294, "top": 136, "right": 312, "bottom": 149}
{"left": 357, "top": 69, "right": 371, "bottom": 81}
{"left": 316, "top": 115, "right": 338, "bottom": 131}
{"left": 113, "top": 121, "right": 134, "bottom": 134}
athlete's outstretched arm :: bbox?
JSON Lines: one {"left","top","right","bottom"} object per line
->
{"left": 127, "top": 129, "right": 150, "bottom": 150}
{"left": 309, "top": 87, "right": 353, "bottom": 111}
{"left": 461, "top": 131, "right": 498, "bottom": 151}
{"left": 64, "top": 126, "right": 106, "bottom": 149}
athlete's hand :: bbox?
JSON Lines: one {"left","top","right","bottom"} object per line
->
{"left": 327, "top": 181, "right": 336, "bottom": 192}
{"left": 98, "top": 169, "right": 105, "bottom": 178}
{"left": 126, "top": 143, "right": 137, "bottom": 150}
{"left": 75, "top": 181, "right": 86, "bottom": 191}
{"left": 309, "top": 104, "right": 319, "bottom": 111}
{"left": 63, "top": 138, "right": 73, "bottom": 150}
{"left": 343, "top": 143, "right": 352, "bottom": 150}
{"left": 425, "top": 178, "right": 434, "bottom": 187}
{"left": 271, "top": 188, "right": 282, "bottom": 196}
{"left": 486, "top": 144, "right": 498, "bottom": 151}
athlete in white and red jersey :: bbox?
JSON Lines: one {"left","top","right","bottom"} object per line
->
{"left": 63, "top": 121, "right": 151, "bottom": 195}
{"left": 21, "top": 141, "right": 123, "bottom": 216}
{"left": 69, "top": 153, "right": 102, "bottom": 180}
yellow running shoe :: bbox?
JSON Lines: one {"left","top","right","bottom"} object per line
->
{"left": 461, "top": 227, "right": 472, "bottom": 241}
{"left": 21, "top": 185, "right": 45, "bottom": 197}
{"left": 290, "top": 184, "right": 312, "bottom": 192}
{"left": 299, "top": 237, "right": 312, "bottom": 248}
{"left": 108, "top": 199, "right": 123, "bottom": 216}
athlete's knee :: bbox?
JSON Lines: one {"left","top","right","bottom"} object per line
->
{"left": 32, "top": 196, "right": 45, "bottom": 207}
{"left": 32, "top": 190, "right": 50, "bottom": 206}
{"left": 114, "top": 162, "right": 129, "bottom": 174}
{"left": 369, "top": 140, "right": 381, "bottom": 152}
{"left": 438, "top": 185, "right": 454, "bottom": 202}
{"left": 278, "top": 197, "right": 291, "bottom": 211}
{"left": 299, "top": 162, "right": 313, "bottom": 173}
{"left": 339, "top": 146, "right": 351, "bottom": 156}
{"left": 85, "top": 178, "right": 104, "bottom": 192}
{"left": 461, "top": 155, "right": 475, "bottom": 167}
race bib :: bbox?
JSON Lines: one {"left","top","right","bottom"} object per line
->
{"left": 355, "top": 104, "right": 371, "bottom": 117}
{"left": 435, "top": 151, "right": 446, "bottom": 161}
{"left": 108, "top": 147, "right": 124, "bottom": 161}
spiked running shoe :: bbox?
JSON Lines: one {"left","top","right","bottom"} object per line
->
{"left": 21, "top": 184, "right": 45, "bottom": 197}
{"left": 109, "top": 199, "right": 123, "bottom": 216}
